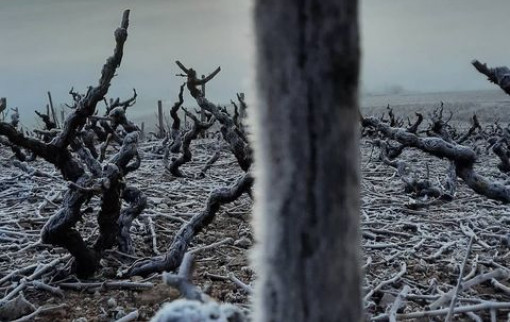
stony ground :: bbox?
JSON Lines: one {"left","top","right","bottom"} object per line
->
{"left": 0, "top": 139, "right": 252, "bottom": 321}
{"left": 2, "top": 113, "right": 510, "bottom": 320}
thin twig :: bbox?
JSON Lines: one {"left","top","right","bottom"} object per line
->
{"left": 445, "top": 235, "right": 474, "bottom": 322}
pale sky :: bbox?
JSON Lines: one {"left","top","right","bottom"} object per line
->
{"left": 1, "top": 0, "right": 510, "bottom": 122}
{"left": 361, "top": 0, "right": 510, "bottom": 94}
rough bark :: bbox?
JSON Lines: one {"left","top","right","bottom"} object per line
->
{"left": 407, "top": 112, "right": 423, "bottom": 134}
{"left": 362, "top": 117, "right": 510, "bottom": 203}
{"left": 104, "top": 89, "right": 137, "bottom": 115}
{"left": 168, "top": 83, "right": 185, "bottom": 153}
{"left": 85, "top": 118, "right": 108, "bottom": 142}
{"left": 10, "top": 107, "right": 19, "bottom": 128}
{"left": 0, "top": 98, "right": 6, "bottom": 120}
{"left": 0, "top": 123, "right": 63, "bottom": 172}
{"left": 0, "top": 136, "right": 36, "bottom": 162}
{"left": 174, "top": 60, "right": 253, "bottom": 171}
{"left": 80, "top": 127, "right": 99, "bottom": 159}
{"left": 168, "top": 109, "right": 215, "bottom": 177}
{"left": 94, "top": 164, "right": 123, "bottom": 252}
{"left": 456, "top": 114, "right": 481, "bottom": 145}
{"left": 52, "top": 9, "right": 129, "bottom": 150}
{"left": 35, "top": 110, "right": 56, "bottom": 131}
{"left": 41, "top": 176, "right": 99, "bottom": 278}
{"left": 444, "top": 161, "right": 457, "bottom": 198}
{"left": 38, "top": 10, "right": 132, "bottom": 277}
{"left": 237, "top": 93, "right": 247, "bottom": 120}
{"left": 175, "top": 60, "right": 221, "bottom": 99}
{"left": 253, "top": 1, "right": 361, "bottom": 321}
{"left": 108, "top": 132, "right": 141, "bottom": 175}
{"left": 427, "top": 103, "right": 454, "bottom": 142}
{"left": 70, "top": 138, "right": 102, "bottom": 178}
{"left": 472, "top": 60, "right": 510, "bottom": 96}
{"left": 117, "top": 185, "right": 147, "bottom": 254}
{"left": 375, "top": 140, "right": 441, "bottom": 199}
{"left": 492, "top": 140, "right": 510, "bottom": 173}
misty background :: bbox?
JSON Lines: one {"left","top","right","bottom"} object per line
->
{"left": 1, "top": 0, "right": 510, "bottom": 126}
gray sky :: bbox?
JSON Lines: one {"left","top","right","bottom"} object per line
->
{"left": 0, "top": 0, "right": 254, "bottom": 122}
{"left": 1, "top": 0, "right": 510, "bottom": 122}
{"left": 361, "top": 0, "right": 510, "bottom": 93}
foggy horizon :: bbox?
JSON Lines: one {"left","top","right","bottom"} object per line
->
{"left": 1, "top": 0, "right": 510, "bottom": 123}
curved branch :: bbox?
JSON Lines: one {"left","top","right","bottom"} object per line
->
{"left": 0, "top": 123, "right": 57, "bottom": 164}
{"left": 105, "top": 88, "right": 137, "bottom": 114}
{"left": 168, "top": 108, "right": 215, "bottom": 177}
{"left": 472, "top": 59, "right": 510, "bottom": 96}
{"left": 94, "top": 164, "right": 123, "bottom": 252}
{"left": 170, "top": 83, "right": 185, "bottom": 131}
{"left": 35, "top": 110, "right": 56, "bottom": 130}
{"left": 407, "top": 112, "right": 423, "bottom": 134}
{"left": 126, "top": 173, "right": 254, "bottom": 277}
{"left": 41, "top": 176, "right": 99, "bottom": 278}
{"left": 175, "top": 60, "right": 189, "bottom": 74}
{"left": 168, "top": 83, "right": 186, "bottom": 153}
{"left": 196, "top": 66, "right": 221, "bottom": 85}
{"left": 172, "top": 61, "right": 251, "bottom": 171}
{"left": 199, "top": 144, "right": 221, "bottom": 178}
{"left": 456, "top": 114, "right": 481, "bottom": 144}
{"left": 117, "top": 186, "right": 147, "bottom": 254}
{"left": 363, "top": 116, "right": 510, "bottom": 203}
{"left": 53, "top": 9, "right": 130, "bottom": 149}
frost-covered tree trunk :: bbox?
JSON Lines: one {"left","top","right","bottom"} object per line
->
{"left": 253, "top": 0, "right": 361, "bottom": 321}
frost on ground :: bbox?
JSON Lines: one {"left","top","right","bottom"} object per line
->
{"left": 2, "top": 114, "right": 510, "bottom": 320}
{"left": 150, "top": 299, "right": 246, "bottom": 322}
{"left": 0, "top": 139, "right": 253, "bottom": 321}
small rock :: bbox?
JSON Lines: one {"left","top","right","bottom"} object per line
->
{"left": 225, "top": 292, "right": 243, "bottom": 303}
{"left": 446, "top": 263, "right": 459, "bottom": 275}
{"left": 158, "top": 203, "right": 169, "bottom": 210}
{"left": 241, "top": 266, "right": 253, "bottom": 275}
{"left": 107, "top": 298, "right": 117, "bottom": 309}
{"left": 234, "top": 237, "right": 252, "bottom": 248}
{"left": 414, "top": 262, "right": 426, "bottom": 274}
{"left": 378, "top": 293, "right": 396, "bottom": 309}
{"left": 36, "top": 250, "right": 51, "bottom": 261}
{"left": 151, "top": 299, "right": 247, "bottom": 322}
{"left": 202, "top": 282, "right": 212, "bottom": 295}
{"left": 478, "top": 219, "right": 489, "bottom": 228}
{"left": 72, "top": 318, "right": 87, "bottom": 322}
{"left": 238, "top": 228, "right": 252, "bottom": 239}
{"left": 102, "top": 267, "right": 116, "bottom": 278}
{"left": 98, "top": 313, "right": 109, "bottom": 322}
{"left": 93, "top": 290, "right": 101, "bottom": 298}
{"left": 148, "top": 197, "right": 163, "bottom": 205}
{"left": 502, "top": 234, "right": 510, "bottom": 247}
{"left": 0, "top": 294, "right": 35, "bottom": 321}
{"left": 115, "top": 307, "right": 126, "bottom": 319}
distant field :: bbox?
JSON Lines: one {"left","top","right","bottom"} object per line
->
{"left": 18, "top": 89, "right": 509, "bottom": 131}
{"left": 127, "top": 89, "right": 510, "bottom": 133}
{"left": 361, "top": 89, "right": 510, "bottom": 125}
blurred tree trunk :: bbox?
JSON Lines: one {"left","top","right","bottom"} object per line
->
{"left": 253, "top": 0, "right": 361, "bottom": 321}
